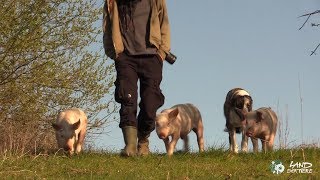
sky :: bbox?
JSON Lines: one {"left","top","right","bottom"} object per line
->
{"left": 94, "top": 0, "right": 320, "bottom": 152}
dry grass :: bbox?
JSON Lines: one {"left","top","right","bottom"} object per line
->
{"left": 0, "top": 120, "right": 56, "bottom": 155}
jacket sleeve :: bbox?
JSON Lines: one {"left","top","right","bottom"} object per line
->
{"left": 103, "top": 1, "right": 116, "bottom": 59}
{"left": 157, "top": 0, "right": 171, "bottom": 60}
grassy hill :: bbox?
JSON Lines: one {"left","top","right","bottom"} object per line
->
{"left": 0, "top": 148, "right": 318, "bottom": 179}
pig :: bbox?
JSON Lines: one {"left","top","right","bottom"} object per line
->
{"left": 242, "top": 107, "right": 278, "bottom": 153}
{"left": 52, "top": 108, "right": 87, "bottom": 155}
{"left": 155, "top": 103, "right": 204, "bottom": 156}
{"left": 223, "top": 88, "right": 253, "bottom": 153}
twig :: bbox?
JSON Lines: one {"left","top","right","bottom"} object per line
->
{"left": 54, "top": 148, "right": 64, "bottom": 157}
{"left": 310, "top": 43, "right": 320, "bottom": 56}
{"left": 0, "top": 170, "right": 34, "bottom": 174}
{"left": 298, "top": 10, "right": 320, "bottom": 55}
{"left": 298, "top": 10, "right": 320, "bottom": 30}
{"left": 301, "top": 148, "right": 306, "bottom": 162}
{"left": 285, "top": 104, "right": 290, "bottom": 148}
{"left": 32, "top": 153, "right": 49, "bottom": 161}
{"left": 299, "top": 14, "right": 312, "bottom": 30}
{"left": 298, "top": 10, "right": 320, "bottom": 18}
{"left": 277, "top": 99, "right": 283, "bottom": 149}
{"left": 298, "top": 74, "right": 303, "bottom": 144}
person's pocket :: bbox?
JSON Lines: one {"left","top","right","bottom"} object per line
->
{"left": 155, "top": 54, "right": 163, "bottom": 66}
{"left": 114, "top": 78, "right": 125, "bottom": 103}
{"left": 153, "top": 79, "right": 165, "bottom": 109}
{"left": 114, "top": 78, "right": 133, "bottom": 105}
{"left": 114, "top": 79, "right": 121, "bottom": 103}
{"left": 115, "top": 52, "right": 125, "bottom": 62}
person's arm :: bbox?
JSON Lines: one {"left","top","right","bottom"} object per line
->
{"left": 157, "top": 0, "right": 171, "bottom": 60}
{"left": 103, "top": 1, "right": 116, "bottom": 59}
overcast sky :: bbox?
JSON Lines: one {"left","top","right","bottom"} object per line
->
{"left": 95, "top": 0, "right": 320, "bottom": 152}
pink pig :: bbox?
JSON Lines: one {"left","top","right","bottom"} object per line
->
{"left": 155, "top": 103, "right": 204, "bottom": 156}
{"left": 52, "top": 108, "right": 87, "bottom": 155}
{"left": 238, "top": 107, "right": 278, "bottom": 153}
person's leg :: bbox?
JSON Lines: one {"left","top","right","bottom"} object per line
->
{"left": 137, "top": 55, "right": 164, "bottom": 155}
{"left": 114, "top": 53, "right": 139, "bottom": 156}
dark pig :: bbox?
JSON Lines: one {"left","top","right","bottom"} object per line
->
{"left": 224, "top": 88, "right": 253, "bottom": 153}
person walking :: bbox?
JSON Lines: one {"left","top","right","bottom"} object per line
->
{"left": 103, "top": 0, "right": 171, "bottom": 156}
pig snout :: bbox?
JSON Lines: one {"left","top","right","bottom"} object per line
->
{"left": 63, "top": 146, "right": 71, "bottom": 151}
{"left": 156, "top": 126, "right": 169, "bottom": 139}
{"left": 158, "top": 133, "right": 167, "bottom": 139}
{"left": 245, "top": 127, "right": 253, "bottom": 137}
{"left": 156, "top": 128, "right": 169, "bottom": 139}
{"left": 246, "top": 132, "right": 253, "bottom": 137}
{"left": 241, "top": 120, "right": 246, "bottom": 127}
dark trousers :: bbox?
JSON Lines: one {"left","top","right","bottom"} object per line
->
{"left": 114, "top": 53, "right": 165, "bottom": 137}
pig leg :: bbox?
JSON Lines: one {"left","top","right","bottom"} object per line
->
{"left": 167, "top": 135, "right": 179, "bottom": 156}
{"left": 76, "top": 129, "right": 86, "bottom": 154}
{"left": 229, "top": 129, "right": 238, "bottom": 153}
{"left": 67, "top": 135, "right": 76, "bottom": 155}
{"left": 182, "top": 135, "right": 189, "bottom": 152}
{"left": 267, "top": 135, "right": 275, "bottom": 151}
{"left": 241, "top": 130, "right": 248, "bottom": 152}
{"left": 193, "top": 125, "right": 204, "bottom": 152}
{"left": 261, "top": 139, "right": 267, "bottom": 153}
{"left": 267, "top": 142, "right": 274, "bottom": 151}
{"left": 251, "top": 137, "right": 259, "bottom": 153}
{"left": 163, "top": 137, "right": 170, "bottom": 153}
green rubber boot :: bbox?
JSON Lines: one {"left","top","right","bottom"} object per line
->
{"left": 138, "top": 133, "right": 150, "bottom": 156}
{"left": 120, "top": 126, "right": 137, "bottom": 157}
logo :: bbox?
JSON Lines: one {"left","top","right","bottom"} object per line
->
{"left": 270, "top": 160, "right": 285, "bottom": 174}
{"left": 287, "top": 161, "right": 313, "bottom": 174}
{"left": 270, "top": 160, "right": 313, "bottom": 174}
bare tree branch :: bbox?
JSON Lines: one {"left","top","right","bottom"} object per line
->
{"left": 299, "top": 14, "right": 312, "bottom": 30}
{"left": 298, "top": 10, "right": 320, "bottom": 56}
{"left": 298, "top": 10, "right": 320, "bottom": 30}
{"left": 298, "top": 10, "right": 320, "bottom": 18}
{"left": 311, "top": 23, "right": 320, "bottom": 27}
{"left": 310, "top": 43, "right": 320, "bottom": 56}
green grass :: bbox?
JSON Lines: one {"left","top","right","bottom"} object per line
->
{"left": 0, "top": 148, "right": 318, "bottom": 179}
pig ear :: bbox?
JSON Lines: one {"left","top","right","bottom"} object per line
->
{"left": 72, "top": 119, "right": 81, "bottom": 130}
{"left": 256, "top": 111, "right": 264, "bottom": 122}
{"left": 168, "top": 108, "right": 179, "bottom": 120}
{"left": 248, "top": 96, "right": 253, "bottom": 111}
{"left": 52, "top": 123, "right": 61, "bottom": 131}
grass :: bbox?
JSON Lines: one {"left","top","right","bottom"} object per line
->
{"left": 0, "top": 148, "right": 318, "bottom": 179}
